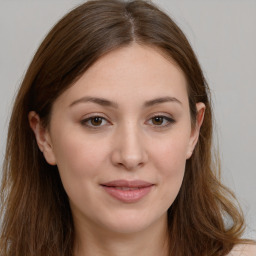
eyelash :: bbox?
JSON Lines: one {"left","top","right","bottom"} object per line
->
{"left": 80, "top": 115, "right": 110, "bottom": 129}
{"left": 80, "top": 114, "right": 175, "bottom": 129}
{"left": 147, "top": 115, "right": 175, "bottom": 128}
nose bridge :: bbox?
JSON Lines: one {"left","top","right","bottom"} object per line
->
{"left": 123, "top": 121, "right": 141, "bottom": 153}
{"left": 111, "top": 120, "right": 147, "bottom": 170}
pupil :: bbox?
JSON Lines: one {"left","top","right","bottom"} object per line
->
{"left": 92, "top": 117, "right": 102, "bottom": 126}
{"left": 153, "top": 117, "right": 163, "bottom": 125}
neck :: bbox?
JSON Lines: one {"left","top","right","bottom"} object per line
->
{"left": 73, "top": 214, "right": 169, "bottom": 256}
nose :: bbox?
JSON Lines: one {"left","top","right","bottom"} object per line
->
{"left": 110, "top": 123, "right": 148, "bottom": 170}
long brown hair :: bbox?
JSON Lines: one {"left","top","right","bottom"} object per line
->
{"left": 0, "top": 0, "right": 251, "bottom": 255}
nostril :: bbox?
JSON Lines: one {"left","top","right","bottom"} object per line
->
{"left": 110, "top": 137, "right": 148, "bottom": 170}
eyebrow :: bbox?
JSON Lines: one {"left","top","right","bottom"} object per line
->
{"left": 144, "top": 96, "right": 182, "bottom": 107}
{"left": 69, "top": 96, "right": 182, "bottom": 108}
{"left": 69, "top": 96, "right": 118, "bottom": 108}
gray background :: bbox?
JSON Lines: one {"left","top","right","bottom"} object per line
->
{"left": 0, "top": 0, "right": 255, "bottom": 238}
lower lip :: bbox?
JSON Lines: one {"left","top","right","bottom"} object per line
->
{"left": 102, "top": 185, "right": 153, "bottom": 203}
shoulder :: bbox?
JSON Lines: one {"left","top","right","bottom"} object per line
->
{"left": 227, "top": 244, "right": 256, "bottom": 256}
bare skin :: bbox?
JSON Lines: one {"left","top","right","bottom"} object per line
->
{"left": 29, "top": 43, "right": 206, "bottom": 256}
{"left": 73, "top": 210, "right": 169, "bottom": 256}
{"left": 28, "top": 43, "right": 256, "bottom": 256}
{"left": 228, "top": 244, "right": 256, "bottom": 256}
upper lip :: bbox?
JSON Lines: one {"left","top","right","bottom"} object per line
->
{"left": 101, "top": 180, "right": 153, "bottom": 188}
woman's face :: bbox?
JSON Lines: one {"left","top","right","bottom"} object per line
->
{"left": 32, "top": 43, "right": 204, "bottom": 235}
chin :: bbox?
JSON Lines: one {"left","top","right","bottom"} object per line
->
{"left": 99, "top": 209, "right": 167, "bottom": 235}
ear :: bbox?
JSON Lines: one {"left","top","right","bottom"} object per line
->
{"left": 28, "top": 111, "right": 56, "bottom": 165}
{"left": 186, "top": 102, "right": 205, "bottom": 159}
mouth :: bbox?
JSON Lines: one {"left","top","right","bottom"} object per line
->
{"left": 100, "top": 180, "right": 154, "bottom": 203}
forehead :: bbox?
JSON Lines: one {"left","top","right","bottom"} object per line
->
{"left": 53, "top": 43, "right": 188, "bottom": 108}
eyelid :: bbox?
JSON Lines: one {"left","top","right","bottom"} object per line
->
{"left": 80, "top": 112, "right": 175, "bottom": 129}
{"left": 147, "top": 112, "right": 175, "bottom": 120}
{"left": 146, "top": 113, "right": 176, "bottom": 127}
{"left": 80, "top": 113, "right": 112, "bottom": 128}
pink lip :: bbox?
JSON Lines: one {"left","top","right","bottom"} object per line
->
{"left": 101, "top": 180, "right": 154, "bottom": 203}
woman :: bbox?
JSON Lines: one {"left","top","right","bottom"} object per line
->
{"left": 0, "top": 0, "right": 255, "bottom": 255}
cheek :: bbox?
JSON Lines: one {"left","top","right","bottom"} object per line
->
{"left": 51, "top": 130, "right": 110, "bottom": 194}
{"left": 52, "top": 135, "right": 111, "bottom": 211}
{"left": 156, "top": 141, "right": 187, "bottom": 187}
{"left": 152, "top": 130, "right": 190, "bottom": 172}
{"left": 150, "top": 130, "right": 190, "bottom": 201}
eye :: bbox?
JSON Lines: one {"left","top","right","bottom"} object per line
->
{"left": 81, "top": 116, "right": 109, "bottom": 128}
{"left": 147, "top": 115, "right": 175, "bottom": 127}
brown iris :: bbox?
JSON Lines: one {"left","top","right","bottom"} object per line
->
{"left": 152, "top": 116, "right": 164, "bottom": 125}
{"left": 91, "top": 117, "right": 103, "bottom": 126}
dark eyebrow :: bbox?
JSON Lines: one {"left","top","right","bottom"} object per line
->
{"left": 144, "top": 96, "right": 182, "bottom": 107}
{"left": 69, "top": 96, "right": 118, "bottom": 108}
{"left": 69, "top": 96, "right": 182, "bottom": 108}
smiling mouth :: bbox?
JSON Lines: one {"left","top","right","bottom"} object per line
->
{"left": 111, "top": 187, "right": 142, "bottom": 191}
{"left": 101, "top": 180, "right": 154, "bottom": 203}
